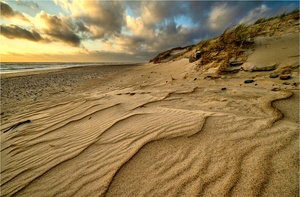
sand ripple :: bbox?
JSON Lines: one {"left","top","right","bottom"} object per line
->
{"left": 1, "top": 83, "right": 298, "bottom": 196}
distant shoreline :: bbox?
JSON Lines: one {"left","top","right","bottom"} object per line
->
{"left": 0, "top": 62, "right": 144, "bottom": 78}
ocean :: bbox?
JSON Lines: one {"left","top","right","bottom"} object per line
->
{"left": 0, "top": 62, "right": 130, "bottom": 74}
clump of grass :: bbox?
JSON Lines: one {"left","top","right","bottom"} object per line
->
{"left": 254, "top": 18, "right": 266, "bottom": 24}
{"left": 192, "top": 24, "right": 254, "bottom": 73}
{"left": 149, "top": 50, "right": 171, "bottom": 63}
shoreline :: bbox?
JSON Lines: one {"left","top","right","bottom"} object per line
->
{"left": 0, "top": 62, "right": 143, "bottom": 79}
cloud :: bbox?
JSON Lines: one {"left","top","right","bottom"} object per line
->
{"left": 37, "top": 11, "right": 81, "bottom": 46}
{"left": 239, "top": 4, "right": 270, "bottom": 24}
{"left": 208, "top": 3, "right": 237, "bottom": 32}
{"left": 138, "top": 1, "right": 186, "bottom": 26}
{"left": 15, "top": 0, "right": 40, "bottom": 11}
{"left": 0, "top": 24, "right": 42, "bottom": 41}
{"left": 54, "top": 0, "right": 125, "bottom": 39}
{"left": 2, "top": 1, "right": 299, "bottom": 62}
{"left": 0, "top": 1, "right": 29, "bottom": 22}
{"left": 126, "top": 15, "right": 155, "bottom": 39}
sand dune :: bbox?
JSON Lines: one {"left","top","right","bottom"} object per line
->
{"left": 1, "top": 33, "right": 299, "bottom": 196}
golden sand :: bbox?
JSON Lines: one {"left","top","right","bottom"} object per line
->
{"left": 1, "top": 32, "right": 299, "bottom": 196}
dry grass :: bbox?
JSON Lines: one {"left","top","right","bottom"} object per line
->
{"left": 192, "top": 24, "right": 254, "bottom": 73}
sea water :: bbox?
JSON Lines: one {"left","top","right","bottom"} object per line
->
{"left": 0, "top": 62, "right": 127, "bottom": 73}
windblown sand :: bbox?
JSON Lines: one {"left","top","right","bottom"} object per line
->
{"left": 1, "top": 33, "right": 299, "bottom": 196}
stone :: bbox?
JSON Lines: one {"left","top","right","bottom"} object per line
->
{"left": 204, "top": 75, "right": 221, "bottom": 79}
{"left": 229, "top": 60, "right": 244, "bottom": 67}
{"left": 189, "top": 51, "right": 203, "bottom": 63}
{"left": 195, "top": 51, "right": 203, "bottom": 59}
{"left": 283, "top": 82, "right": 290, "bottom": 85}
{"left": 244, "top": 79, "right": 255, "bottom": 83}
{"left": 219, "top": 69, "right": 240, "bottom": 74}
{"left": 269, "top": 73, "right": 279, "bottom": 78}
{"left": 252, "top": 64, "right": 277, "bottom": 71}
{"left": 271, "top": 88, "right": 281, "bottom": 91}
{"left": 221, "top": 87, "right": 227, "bottom": 90}
{"left": 280, "top": 75, "right": 291, "bottom": 80}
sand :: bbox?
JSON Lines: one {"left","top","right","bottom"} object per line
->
{"left": 1, "top": 33, "right": 299, "bottom": 196}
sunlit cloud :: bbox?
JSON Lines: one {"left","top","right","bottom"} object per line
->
{"left": 1, "top": 0, "right": 298, "bottom": 62}
{"left": 0, "top": 1, "right": 30, "bottom": 22}
{"left": 37, "top": 11, "right": 81, "bottom": 46}
{"left": 209, "top": 3, "right": 236, "bottom": 31}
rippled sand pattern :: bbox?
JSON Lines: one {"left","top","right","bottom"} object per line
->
{"left": 2, "top": 76, "right": 298, "bottom": 196}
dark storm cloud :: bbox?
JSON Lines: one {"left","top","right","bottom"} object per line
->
{"left": 38, "top": 11, "right": 81, "bottom": 46}
{"left": 0, "top": 1, "right": 29, "bottom": 22}
{"left": 0, "top": 24, "right": 42, "bottom": 41}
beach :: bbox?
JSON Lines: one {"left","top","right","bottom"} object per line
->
{"left": 1, "top": 34, "right": 299, "bottom": 197}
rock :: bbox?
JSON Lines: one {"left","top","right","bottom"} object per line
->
{"left": 252, "top": 64, "right": 277, "bottom": 71}
{"left": 221, "top": 87, "right": 227, "bottom": 90}
{"left": 194, "top": 78, "right": 197, "bottom": 81}
{"left": 195, "top": 51, "right": 203, "bottom": 59}
{"left": 229, "top": 60, "right": 244, "bottom": 67}
{"left": 189, "top": 51, "right": 203, "bottom": 63}
{"left": 280, "top": 75, "right": 291, "bottom": 80}
{"left": 204, "top": 75, "right": 221, "bottom": 79}
{"left": 219, "top": 69, "right": 240, "bottom": 74}
{"left": 244, "top": 79, "right": 255, "bottom": 83}
{"left": 283, "top": 82, "right": 290, "bottom": 85}
{"left": 269, "top": 73, "right": 279, "bottom": 78}
{"left": 271, "top": 88, "right": 281, "bottom": 91}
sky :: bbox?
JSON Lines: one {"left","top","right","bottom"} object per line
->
{"left": 0, "top": 0, "right": 299, "bottom": 62}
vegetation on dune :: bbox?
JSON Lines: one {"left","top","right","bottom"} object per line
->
{"left": 150, "top": 9, "right": 299, "bottom": 74}
{"left": 149, "top": 46, "right": 194, "bottom": 64}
